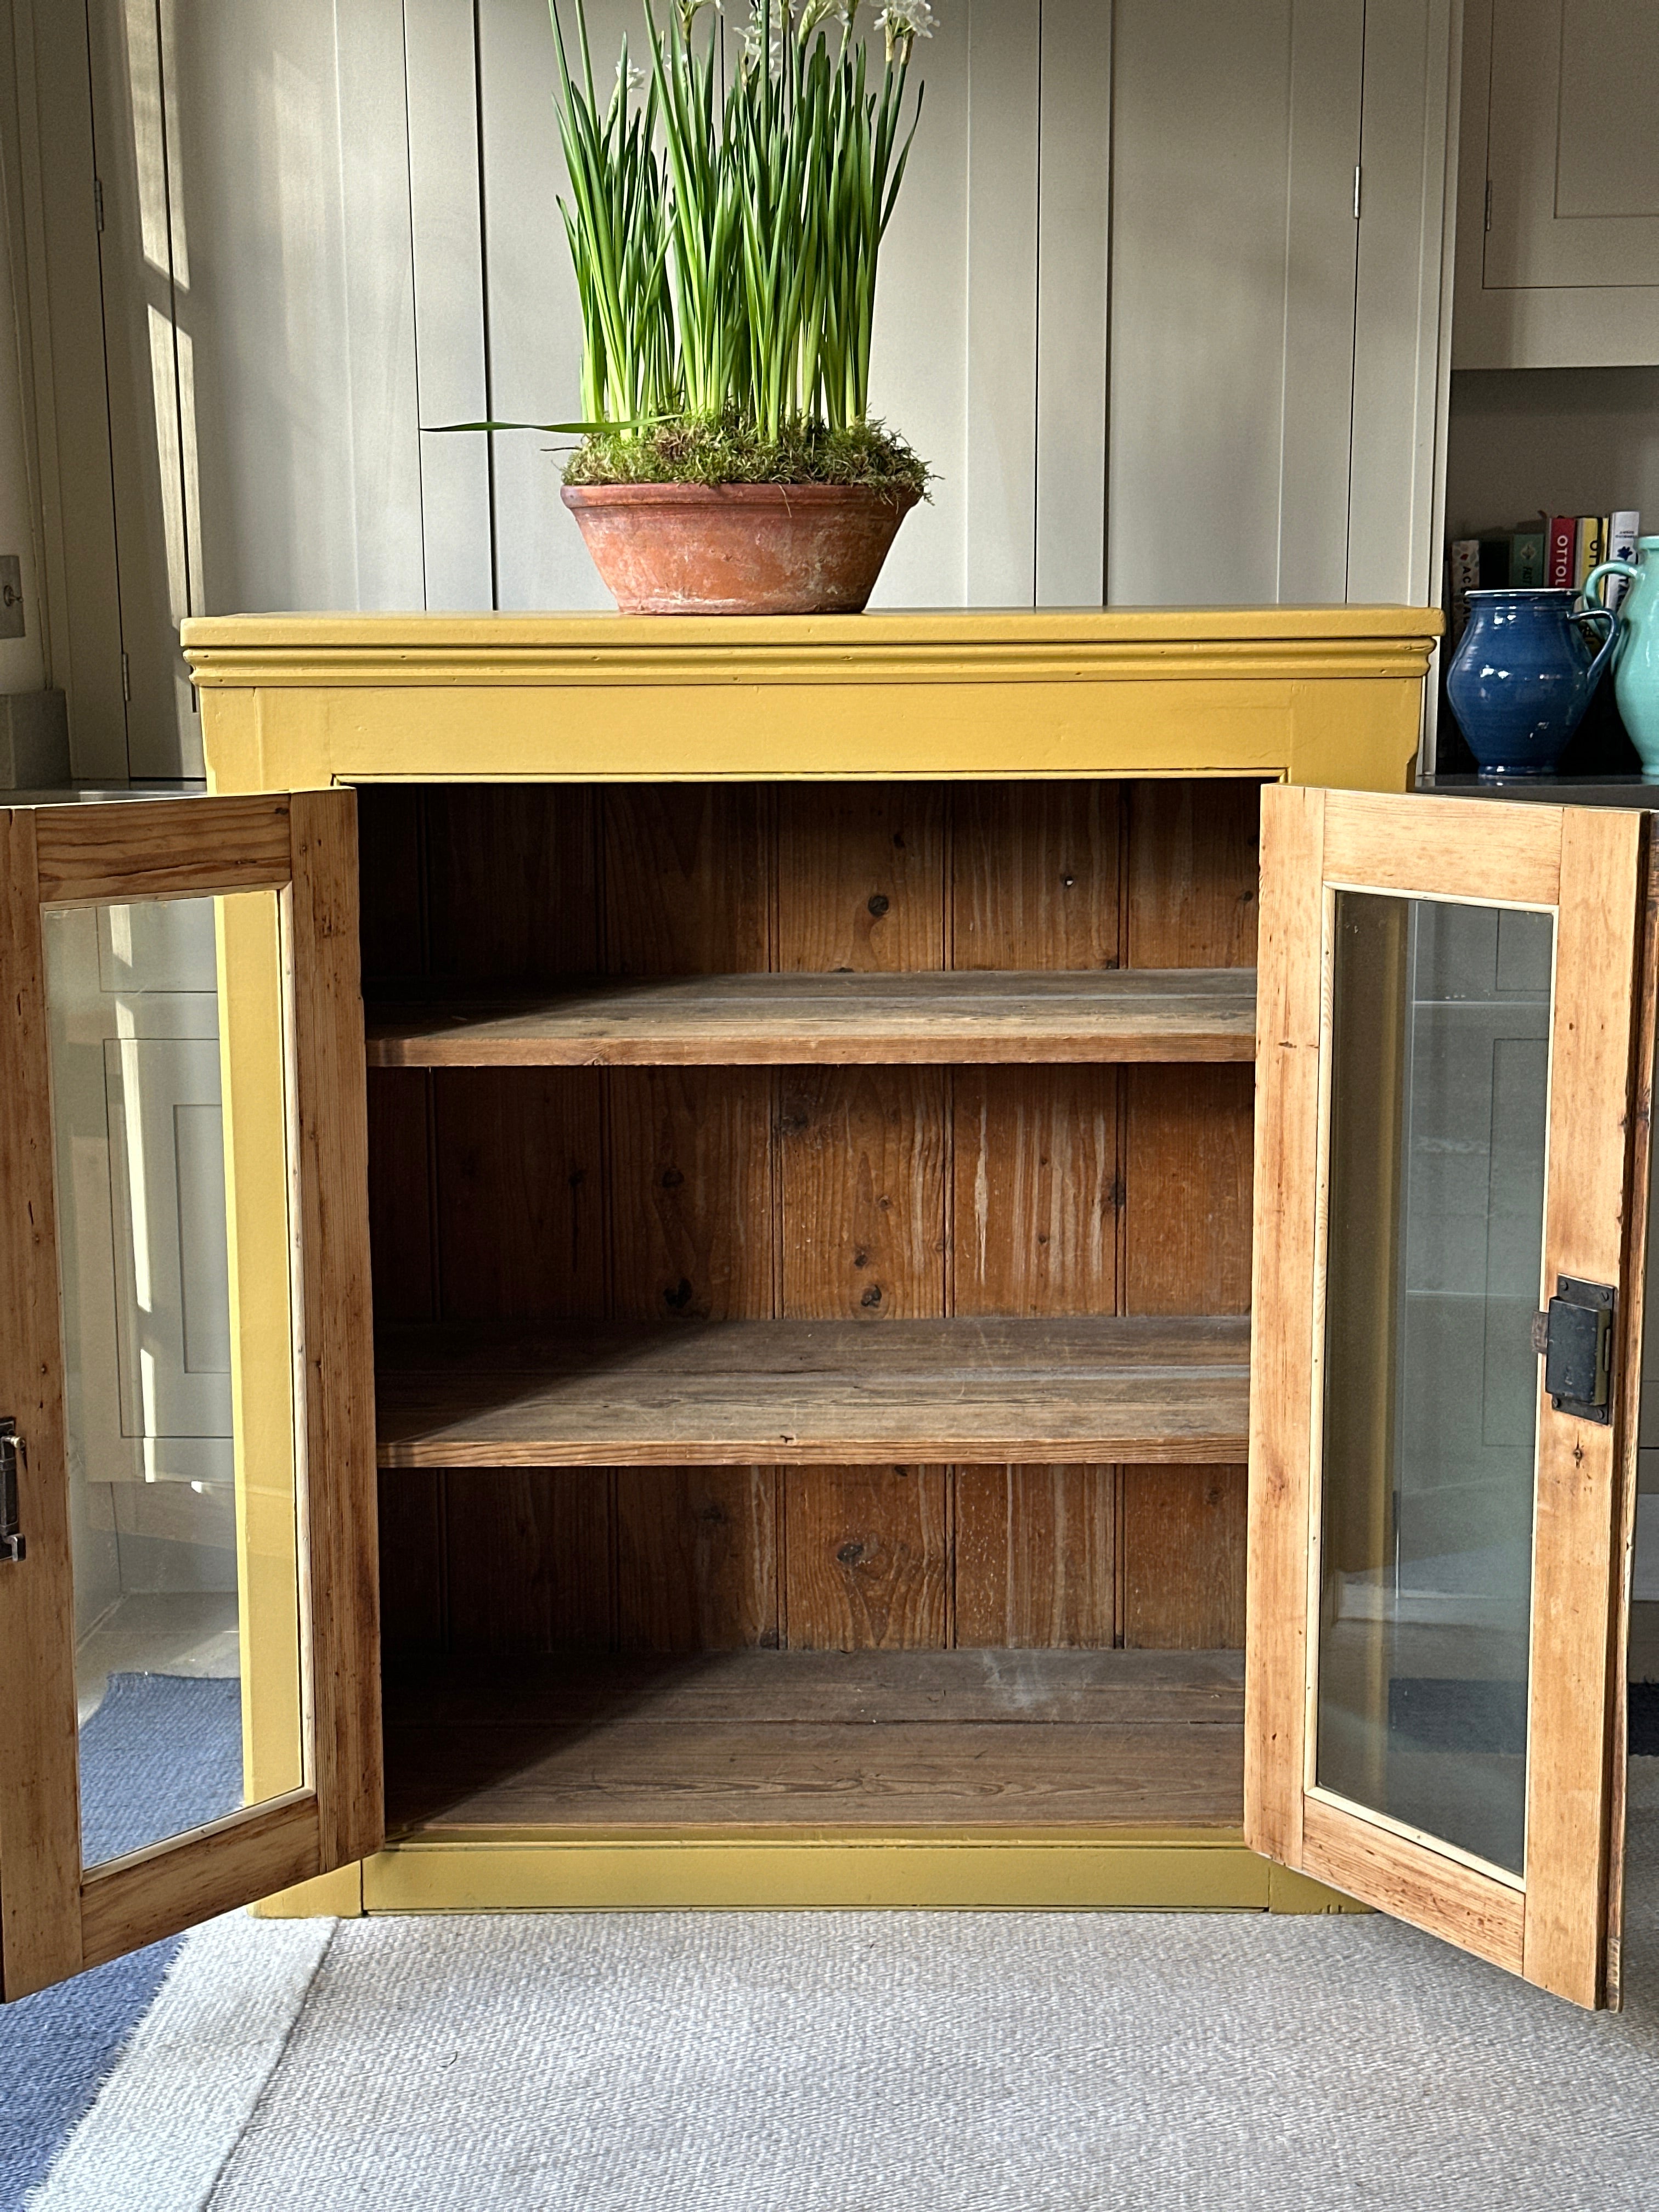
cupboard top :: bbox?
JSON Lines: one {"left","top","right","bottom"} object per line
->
{"left": 183, "top": 606, "right": 1441, "bottom": 795}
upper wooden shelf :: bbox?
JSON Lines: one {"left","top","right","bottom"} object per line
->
{"left": 364, "top": 968, "right": 1257, "bottom": 1068}
{"left": 374, "top": 1315, "right": 1251, "bottom": 1469}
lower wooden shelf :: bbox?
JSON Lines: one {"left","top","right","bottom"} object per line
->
{"left": 381, "top": 1646, "right": 1246, "bottom": 1835}
{"left": 374, "top": 1316, "right": 1251, "bottom": 1468}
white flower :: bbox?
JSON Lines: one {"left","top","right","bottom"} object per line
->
{"left": 875, "top": 0, "right": 934, "bottom": 61}
{"left": 798, "top": 0, "right": 852, "bottom": 36}
{"left": 676, "top": 0, "right": 720, "bottom": 33}
{"left": 740, "top": 0, "right": 783, "bottom": 76}
{"left": 615, "top": 51, "right": 645, "bottom": 95}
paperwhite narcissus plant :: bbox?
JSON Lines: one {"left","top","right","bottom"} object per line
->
{"left": 437, "top": 0, "right": 935, "bottom": 496}
{"left": 538, "top": 0, "right": 935, "bottom": 496}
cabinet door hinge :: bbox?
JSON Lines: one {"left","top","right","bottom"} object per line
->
{"left": 93, "top": 175, "right": 105, "bottom": 234}
{"left": 0, "top": 1419, "right": 25, "bottom": 1563}
{"left": 121, "top": 650, "right": 131, "bottom": 703}
{"left": 1353, "top": 165, "right": 1362, "bottom": 222}
{"left": 1484, "top": 177, "right": 1493, "bottom": 233}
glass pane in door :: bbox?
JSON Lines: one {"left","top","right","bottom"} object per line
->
{"left": 43, "top": 891, "right": 306, "bottom": 1870}
{"left": 1316, "top": 891, "right": 1553, "bottom": 1878}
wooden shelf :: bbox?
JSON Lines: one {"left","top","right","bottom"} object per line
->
{"left": 374, "top": 1315, "right": 1251, "bottom": 1469}
{"left": 364, "top": 968, "right": 1257, "bottom": 1068}
{"left": 381, "top": 1646, "right": 1246, "bottom": 1833}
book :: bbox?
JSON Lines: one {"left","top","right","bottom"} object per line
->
{"left": 1575, "top": 514, "right": 1607, "bottom": 590}
{"left": 1548, "top": 516, "right": 1577, "bottom": 588}
{"left": 1448, "top": 538, "right": 1480, "bottom": 640}
{"left": 1510, "top": 529, "right": 1545, "bottom": 588}
{"left": 1478, "top": 537, "right": 1511, "bottom": 588}
{"left": 1607, "top": 510, "right": 1641, "bottom": 608}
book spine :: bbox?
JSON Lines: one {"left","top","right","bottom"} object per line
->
{"left": 1608, "top": 509, "right": 1641, "bottom": 609}
{"left": 1511, "top": 531, "right": 1545, "bottom": 588}
{"left": 1449, "top": 538, "right": 1481, "bottom": 642}
{"left": 1575, "top": 514, "right": 1607, "bottom": 590}
{"left": 1548, "top": 516, "right": 1577, "bottom": 588}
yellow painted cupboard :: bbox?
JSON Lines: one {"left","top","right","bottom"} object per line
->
{"left": 196, "top": 606, "right": 1427, "bottom": 1924}
{"left": 1, "top": 604, "right": 1647, "bottom": 2009}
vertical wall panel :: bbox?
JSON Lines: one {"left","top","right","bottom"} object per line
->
{"left": 157, "top": 0, "right": 422, "bottom": 623}
{"left": 1110, "top": 0, "right": 1291, "bottom": 603}
{"left": 1277, "top": 0, "right": 1365, "bottom": 602}
{"left": 962, "top": 0, "right": 1040, "bottom": 607}
{"left": 475, "top": 0, "right": 620, "bottom": 612}
{"left": 1347, "top": 0, "right": 1462, "bottom": 609}
{"left": 11, "top": 0, "right": 128, "bottom": 776}
{"left": 1034, "top": 0, "right": 1111, "bottom": 606}
{"left": 332, "top": 0, "right": 426, "bottom": 610}
{"left": 864, "top": 0, "right": 972, "bottom": 606}
{"left": 1108, "top": 0, "right": 1365, "bottom": 606}
{"left": 405, "top": 0, "right": 494, "bottom": 610}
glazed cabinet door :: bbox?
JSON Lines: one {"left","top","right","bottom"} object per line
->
{"left": 0, "top": 793, "right": 379, "bottom": 1998}
{"left": 1248, "top": 788, "right": 1653, "bottom": 2008}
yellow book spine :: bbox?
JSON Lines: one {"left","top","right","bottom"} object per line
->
{"left": 1575, "top": 514, "right": 1607, "bottom": 589}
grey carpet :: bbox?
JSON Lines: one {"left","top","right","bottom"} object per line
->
{"left": 192, "top": 1771, "right": 1659, "bottom": 2210}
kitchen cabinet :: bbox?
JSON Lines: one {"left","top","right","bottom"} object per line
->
{"left": 1455, "top": 0, "right": 1659, "bottom": 369}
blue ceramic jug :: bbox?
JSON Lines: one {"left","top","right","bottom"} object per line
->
{"left": 1585, "top": 537, "right": 1659, "bottom": 775}
{"left": 1444, "top": 588, "right": 1621, "bottom": 777}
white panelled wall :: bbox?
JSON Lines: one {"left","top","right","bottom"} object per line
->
{"left": 3, "top": 0, "right": 1460, "bottom": 779}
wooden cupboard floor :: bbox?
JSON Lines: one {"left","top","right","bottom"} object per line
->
{"left": 381, "top": 1646, "right": 1245, "bottom": 1835}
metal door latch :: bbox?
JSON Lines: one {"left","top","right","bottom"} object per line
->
{"left": 1531, "top": 1278, "right": 1616, "bottom": 1424}
{"left": 0, "top": 1418, "right": 23, "bottom": 1561}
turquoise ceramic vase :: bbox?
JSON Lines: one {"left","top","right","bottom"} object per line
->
{"left": 1585, "top": 537, "right": 1659, "bottom": 775}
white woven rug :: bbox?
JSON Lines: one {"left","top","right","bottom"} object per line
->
{"left": 32, "top": 1765, "right": 1659, "bottom": 2211}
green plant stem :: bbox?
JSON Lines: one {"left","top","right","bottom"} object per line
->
{"left": 545, "top": 0, "right": 931, "bottom": 475}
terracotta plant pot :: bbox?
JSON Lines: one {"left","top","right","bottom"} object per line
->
{"left": 561, "top": 481, "right": 920, "bottom": 615}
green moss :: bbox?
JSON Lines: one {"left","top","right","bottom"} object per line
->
{"left": 562, "top": 415, "right": 932, "bottom": 496}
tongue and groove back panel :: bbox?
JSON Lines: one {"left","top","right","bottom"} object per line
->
{"left": 361, "top": 778, "right": 1258, "bottom": 1660}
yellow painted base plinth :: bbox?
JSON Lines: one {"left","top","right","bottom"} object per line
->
{"left": 256, "top": 1834, "right": 1365, "bottom": 1917}
{"left": 252, "top": 1862, "right": 365, "bottom": 1919}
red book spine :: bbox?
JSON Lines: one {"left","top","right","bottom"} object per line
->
{"left": 1548, "top": 516, "right": 1576, "bottom": 588}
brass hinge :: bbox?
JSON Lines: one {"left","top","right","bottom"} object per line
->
{"left": 93, "top": 175, "right": 105, "bottom": 234}
{"left": 1485, "top": 177, "right": 1493, "bottom": 233}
